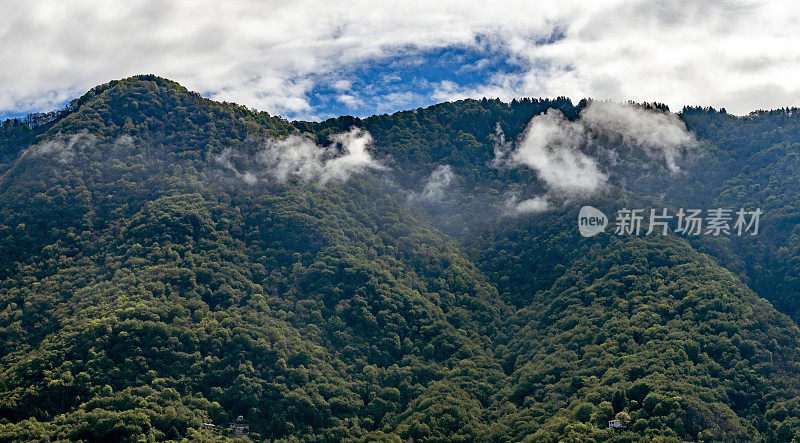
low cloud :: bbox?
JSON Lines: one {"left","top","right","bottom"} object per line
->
{"left": 505, "top": 194, "right": 550, "bottom": 215}
{"left": 214, "top": 148, "right": 258, "bottom": 185}
{"left": 490, "top": 122, "right": 513, "bottom": 167}
{"left": 501, "top": 108, "right": 608, "bottom": 196}
{"left": 256, "top": 127, "right": 383, "bottom": 184}
{"left": 414, "top": 164, "right": 455, "bottom": 202}
{"left": 581, "top": 101, "right": 694, "bottom": 171}
{"left": 24, "top": 130, "right": 97, "bottom": 163}
{"left": 496, "top": 101, "right": 695, "bottom": 199}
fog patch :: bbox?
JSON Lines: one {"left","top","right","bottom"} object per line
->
{"left": 494, "top": 101, "right": 695, "bottom": 203}
{"left": 411, "top": 164, "right": 455, "bottom": 202}
{"left": 581, "top": 101, "right": 694, "bottom": 172}
{"left": 214, "top": 147, "right": 259, "bottom": 185}
{"left": 490, "top": 122, "right": 513, "bottom": 167}
{"left": 24, "top": 130, "right": 97, "bottom": 163}
{"left": 499, "top": 109, "right": 608, "bottom": 196}
{"left": 257, "top": 127, "right": 383, "bottom": 184}
{"left": 503, "top": 194, "right": 550, "bottom": 216}
{"left": 114, "top": 134, "right": 135, "bottom": 146}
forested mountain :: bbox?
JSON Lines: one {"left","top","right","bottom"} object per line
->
{"left": 1, "top": 75, "right": 800, "bottom": 441}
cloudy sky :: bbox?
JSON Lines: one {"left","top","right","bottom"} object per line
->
{"left": 2, "top": 0, "right": 799, "bottom": 121}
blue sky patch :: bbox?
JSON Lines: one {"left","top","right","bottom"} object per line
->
{"left": 304, "top": 42, "right": 526, "bottom": 120}
{"left": 0, "top": 41, "right": 531, "bottom": 123}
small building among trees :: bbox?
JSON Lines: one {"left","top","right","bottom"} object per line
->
{"left": 608, "top": 419, "right": 627, "bottom": 429}
{"left": 231, "top": 416, "right": 249, "bottom": 437}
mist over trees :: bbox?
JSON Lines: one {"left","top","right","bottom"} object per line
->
{"left": 1, "top": 75, "right": 800, "bottom": 441}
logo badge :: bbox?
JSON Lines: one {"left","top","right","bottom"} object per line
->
{"left": 578, "top": 206, "right": 608, "bottom": 237}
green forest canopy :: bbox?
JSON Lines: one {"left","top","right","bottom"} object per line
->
{"left": 1, "top": 75, "right": 800, "bottom": 441}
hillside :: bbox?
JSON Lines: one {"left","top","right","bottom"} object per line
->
{"left": 1, "top": 75, "right": 800, "bottom": 441}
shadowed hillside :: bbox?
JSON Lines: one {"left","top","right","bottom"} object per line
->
{"left": 1, "top": 76, "right": 800, "bottom": 441}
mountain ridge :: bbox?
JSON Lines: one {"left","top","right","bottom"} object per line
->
{"left": 2, "top": 75, "right": 800, "bottom": 441}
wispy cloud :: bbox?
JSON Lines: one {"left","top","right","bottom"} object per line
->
{"left": 498, "top": 108, "right": 607, "bottom": 196}
{"left": 505, "top": 194, "right": 550, "bottom": 215}
{"left": 496, "top": 101, "right": 695, "bottom": 205}
{"left": 410, "top": 164, "right": 455, "bottom": 202}
{"left": 581, "top": 101, "right": 694, "bottom": 172}
{"left": 256, "top": 127, "right": 383, "bottom": 184}
{"left": 23, "top": 130, "right": 97, "bottom": 163}
{"left": 214, "top": 148, "right": 258, "bottom": 184}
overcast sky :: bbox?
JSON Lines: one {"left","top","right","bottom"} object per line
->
{"left": 2, "top": 0, "right": 799, "bottom": 120}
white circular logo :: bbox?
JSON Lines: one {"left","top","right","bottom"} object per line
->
{"left": 578, "top": 206, "right": 608, "bottom": 237}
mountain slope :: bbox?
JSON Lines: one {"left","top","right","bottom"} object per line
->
{"left": 487, "top": 233, "right": 800, "bottom": 441}
{"left": 1, "top": 76, "right": 800, "bottom": 441}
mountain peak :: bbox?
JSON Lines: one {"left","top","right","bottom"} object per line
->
{"left": 3, "top": 74, "right": 800, "bottom": 440}
{"left": 35, "top": 75, "right": 294, "bottom": 148}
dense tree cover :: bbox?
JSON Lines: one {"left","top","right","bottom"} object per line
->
{"left": 484, "top": 233, "right": 800, "bottom": 441}
{"left": 676, "top": 107, "right": 800, "bottom": 323}
{"left": 1, "top": 75, "right": 800, "bottom": 441}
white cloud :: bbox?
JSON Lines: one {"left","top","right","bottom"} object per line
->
{"left": 214, "top": 147, "right": 259, "bottom": 184}
{"left": 414, "top": 164, "right": 455, "bottom": 201}
{"left": 333, "top": 80, "right": 353, "bottom": 92}
{"left": 498, "top": 101, "right": 695, "bottom": 196}
{"left": 2, "top": 0, "right": 800, "bottom": 119}
{"left": 581, "top": 101, "right": 695, "bottom": 171}
{"left": 505, "top": 108, "right": 607, "bottom": 196}
{"left": 23, "top": 130, "right": 96, "bottom": 163}
{"left": 336, "top": 94, "right": 364, "bottom": 109}
{"left": 507, "top": 195, "right": 550, "bottom": 215}
{"left": 256, "top": 127, "right": 383, "bottom": 183}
